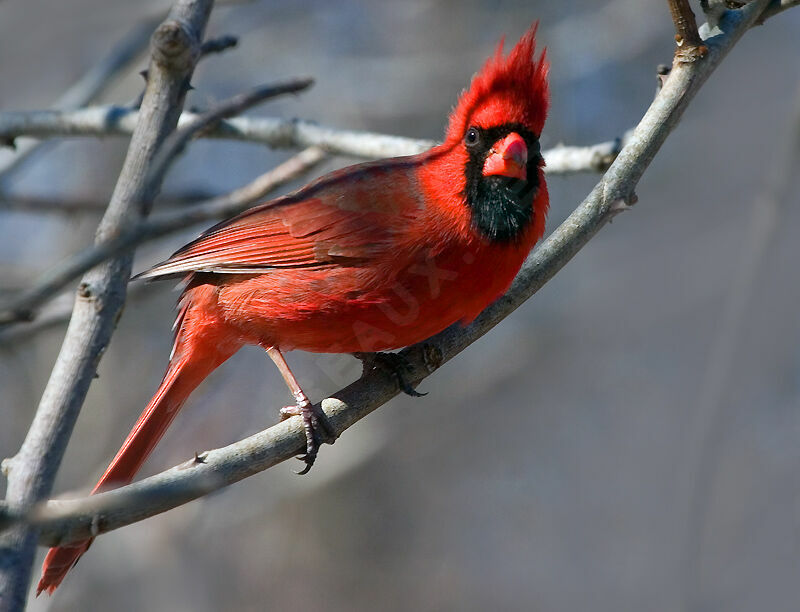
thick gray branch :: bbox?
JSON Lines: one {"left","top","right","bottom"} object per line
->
{"left": 0, "top": 1, "right": 213, "bottom": 609}
{"left": 0, "top": 0, "right": 777, "bottom": 551}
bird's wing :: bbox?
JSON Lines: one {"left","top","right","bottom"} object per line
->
{"left": 138, "top": 157, "right": 423, "bottom": 279}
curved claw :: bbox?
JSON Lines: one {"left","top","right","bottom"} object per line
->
{"left": 280, "top": 400, "right": 333, "bottom": 475}
{"left": 354, "top": 351, "right": 427, "bottom": 398}
{"left": 295, "top": 454, "right": 316, "bottom": 475}
{"left": 400, "top": 382, "right": 427, "bottom": 398}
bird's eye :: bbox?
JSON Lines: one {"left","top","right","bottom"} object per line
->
{"left": 465, "top": 127, "right": 480, "bottom": 147}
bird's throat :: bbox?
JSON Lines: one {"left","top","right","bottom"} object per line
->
{"left": 467, "top": 175, "right": 536, "bottom": 243}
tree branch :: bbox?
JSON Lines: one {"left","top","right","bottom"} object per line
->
{"left": 0, "top": 107, "right": 626, "bottom": 175}
{"left": 199, "top": 34, "right": 238, "bottom": 56}
{"left": 668, "top": 0, "right": 708, "bottom": 60}
{"left": 0, "top": 0, "right": 779, "bottom": 551}
{"left": 544, "top": 133, "right": 631, "bottom": 174}
{"left": 0, "top": 106, "right": 433, "bottom": 157}
{"left": 0, "top": 190, "right": 217, "bottom": 214}
{"left": 0, "top": 77, "right": 309, "bottom": 219}
{"left": 142, "top": 78, "right": 314, "bottom": 212}
{"left": 0, "top": 284, "right": 159, "bottom": 346}
{"left": 0, "top": 1, "right": 214, "bottom": 609}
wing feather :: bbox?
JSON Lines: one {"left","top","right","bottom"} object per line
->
{"left": 138, "top": 157, "right": 423, "bottom": 280}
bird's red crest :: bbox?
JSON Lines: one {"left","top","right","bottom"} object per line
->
{"left": 445, "top": 24, "right": 549, "bottom": 143}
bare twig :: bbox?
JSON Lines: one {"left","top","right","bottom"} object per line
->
{"left": 0, "top": 107, "right": 437, "bottom": 158}
{"left": 0, "top": 12, "right": 164, "bottom": 184}
{"left": 0, "top": 190, "right": 216, "bottom": 214}
{"left": 0, "top": 283, "right": 160, "bottom": 345}
{"left": 0, "top": 1, "right": 214, "bottom": 609}
{"left": 668, "top": 0, "right": 708, "bottom": 60}
{"left": 143, "top": 78, "right": 314, "bottom": 212}
{"left": 0, "top": 146, "right": 326, "bottom": 334}
{"left": 545, "top": 132, "right": 632, "bottom": 174}
{"left": 200, "top": 34, "right": 238, "bottom": 56}
{"left": 0, "top": 107, "right": 627, "bottom": 175}
{"left": 0, "top": 0, "right": 779, "bottom": 551}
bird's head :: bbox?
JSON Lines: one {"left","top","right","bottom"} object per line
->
{"left": 438, "top": 24, "right": 549, "bottom": 243}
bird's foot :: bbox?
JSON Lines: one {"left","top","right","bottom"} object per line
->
{"left": 280, "top": 399, "right": 334, "bottom": 475}
{"left": 353, "top": 351, "right": 427, "bottom": 397}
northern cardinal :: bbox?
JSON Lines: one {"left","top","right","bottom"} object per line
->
{"left": 38, "top": 24, "right": 549, "bottom": 594}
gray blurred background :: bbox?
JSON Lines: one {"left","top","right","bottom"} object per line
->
{"left": 1, "top": 1, "right": 799, "bottom": 610}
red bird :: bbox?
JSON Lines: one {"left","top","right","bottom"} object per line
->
{"left": 38, "top": 25, "right": 549, "bottom": 594}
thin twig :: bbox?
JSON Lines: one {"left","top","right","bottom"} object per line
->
{"left": 0, "top": 107, "right": 625, "bottom": 174}
{"left": 0, "top": 0, "right": 778, "bottom": 551}
{"left": 0, "top": 190, "right": 217, "bottom": 214}
{"left": 668, "top": 0, "right": 708, "bottom": 60}
{"left": 545, "top": 131, "right": 631, "bottom": 174}
{"left": 0, "top": 107, "right": 434, "bottom": 158}
{"left": 0, "top": 283, "right": 159, "bottom": 345}
{"left": 0, "top": 2, "right": 214, "bottom": 609}
{"left": 143, "top": 78, "right": 314, "bottom": 212}
{"left": 199, "top": 34, "right": 238, "bottom": 56}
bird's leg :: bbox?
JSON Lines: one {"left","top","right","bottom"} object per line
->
{"left": 352, "top": 351, "right": 427, "bottom": 397}
{"left": 265, "top": 346, "right": 334, "bottom": 474}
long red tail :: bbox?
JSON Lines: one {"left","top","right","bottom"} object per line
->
{"left": 37, "top": 296, "right": 238, "bottom": 595}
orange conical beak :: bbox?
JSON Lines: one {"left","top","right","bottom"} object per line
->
{"left": 482, "top": 132, "right": 528, "bottom": 180}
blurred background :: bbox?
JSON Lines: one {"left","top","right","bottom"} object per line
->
{"left": 1, "top": 0, "right": 799, "bottom": 610}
